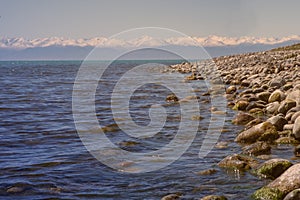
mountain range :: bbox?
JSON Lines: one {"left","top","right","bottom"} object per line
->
{"left": 1, "top": 35, "right": 300, "bottom": 60}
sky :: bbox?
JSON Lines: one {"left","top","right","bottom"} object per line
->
{"left": 0, "top": 0, "right": 300, "bottom": 39}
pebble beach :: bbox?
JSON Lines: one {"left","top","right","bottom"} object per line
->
{"left": 166, "top": 44, "right": 300, "bottom": 200}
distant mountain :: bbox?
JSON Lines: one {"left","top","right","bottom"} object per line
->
{"left": 0, "top": 36, "right": 300, "bottom": 60}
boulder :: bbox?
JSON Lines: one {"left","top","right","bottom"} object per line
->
{"left": 293, "top": 116, "right": 300, "bottom": 139}
{"left": 233, "top": 100, "right": 249, "bottom": 111}
{"left": 235, "top": 122, "right": 278, "bottom": 144}
{"left": 269, "top": 90, "right": 286, "bottom": 103}
{"left": 294, "top": 145, "right": 300, "bottom": 157}
{"left": 218, "top": 154, "right": 258, "bottom": 170}
{"left": 252, "top": 187, "right": 284, "bottom": 200}
{"left": 266, "top": 163, "right": 300, "bottom": 195}
{"left": 287, "top": 90, "right": 300, "bottom": 105}
{"left": 161, "top": 193, "right": 181, "bottom": 200}
{"left": 283, "top": 124, "right": 294, "bottom": 131}
{"left": 291, "top": 111, "right": 300, "bottom": 123}
{"left": 166, "top": 94, "right": 179, "bottom": 102}
{"left": 269, "top": 77, "right": 286, "bottom": 89}
{"left": 232, "top": 112, "right": 256, "bottom": 125}
{"left": 257, "top": 91, "right": 271, "bottom": 103}
{"left": 200, "top": 195, "right": 227, "bottom": 200}
{"left": 242, "top": 141, "right": 271, "bottom": 156}
{"left": 278, "top": 100, "right": 297, "bottom": 115}
{"left": 267, "top": 115, "right": 288, "bottom": 131}
{"left": 248, "top": 108, "right": 264, "bottom": 116}
{"left": 266, "top": 102, "right": 280, "bottom": 114}
{"left": 254, "top": 158, "right": 293, "bottom": 179}
{"left": 275, "top": 137, "right": 299, "bottom": 145}
{"left": 226, "top": 85, "right": 237, "bottom": 94}
{"left": 283, "top": 189, "right": 300, "bottom": 200}
{"left": 246, "top": 102, "right": 266, "bottom": 111}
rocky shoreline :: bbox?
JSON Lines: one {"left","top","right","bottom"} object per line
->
{"left": 165, "top": 45, "right": 300, "bottom": 200}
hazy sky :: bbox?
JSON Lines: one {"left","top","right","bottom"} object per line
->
{"left": 0, "top": 0, "right": 299, "bottom": 39}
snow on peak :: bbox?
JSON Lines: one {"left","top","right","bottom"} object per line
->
{"left": 1, "top": 35, "right": 300, "bottom": 49}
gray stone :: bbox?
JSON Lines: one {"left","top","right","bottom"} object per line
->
{"left": 161, "top": 193, "right": 181, "bottom": 200}
{"left": 226, "top": 85, "right": 237, "bottom": 94}
{"left": 283, "top": 189, "right": 300, "bottom": 200}
{"left": 278, "top": 99, "right": 297, "bottom": 115}
{"left": 269, "top": 90, "right": 286, "bottom": 103}
{"left": 269, "top": 77, "right": 286, "bottom": 89}
{"left": 293, "top": 116, "right": 300, "bottom": 139}
{"left": 283, "top": 124, "right": 294, "bottom": 131}
{"left": 267, "top": 115, "right": 288, "bottom": 131}
{"left": 232, "top": 112, "right": 256, "bottom": 125}
{"left": 287, "top": 90, "right": 300, "bottom": 105}
{"left": 255, "top": 158, "right": 293, "bottom": 180}
{"left": 291, "top": 111, "right": 300, "bottom": 123}
{"left": 257, "top": 91, "right": 271, "bottom": 103}
{"left": 268, "top": 163, "right": 300, "bottom": 195}
{"left": 242, "top": 141, "right": 271, "bottom": 156}
{"left": 218, "top": 154, "right": 258, "bottom": 170}
{"left": 235, "top": 122, "right": 278, "bottom": 144}
{"left": 201, "top": 195, "right": 228, "bottom": 200}
{"left": 266, "top": 102, "right": 280, "bottom": 114}
{"left": 294, "top": 145, "right": 300, "bottom": 157}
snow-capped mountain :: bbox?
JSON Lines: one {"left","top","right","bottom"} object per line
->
{"left": 1, "top": 35, "right": 300, "bottom": 49}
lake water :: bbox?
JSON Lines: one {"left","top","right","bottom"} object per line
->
{"left": 0, "top": 60, "right": 295, "bottom": 199}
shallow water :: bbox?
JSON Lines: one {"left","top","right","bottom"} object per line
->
{"left": 0, "top": 60, "right": 297, "bottom": 199}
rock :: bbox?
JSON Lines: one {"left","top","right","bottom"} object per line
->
{"left": 287, "top": 90, "right": 300, "bottom": 105}
{"left": 267, "top": 115, "right": 288, "bottom": 131}
{"left": 283, "top": 124, "right": 294, "bottom": 131}
{"left": 252, "top": 187, "right": 285, "bottom": 200}
{"left": 6, "top": 186, "right": 25, "bottom": 193}
{"left": 293, "top": 116, "right": 300, "bottom": 139}
{"left": 218, "top": 154, "right": 258, "bottom": 170}
{"left": 191, "top": 115, "right": 204, "bottom": 121}
{"left": 254, "top": 158, "right": 293, "bottom": 179}
{"left": 196, "top": 169, "right": 218, "bottom": 176}
{"left": 166, "top": 94, "right": 179, "bottom": 102}
{"left": 241, "top": 80, "right": 251, "bottom": 87}
{"left": 226, "top": 85, "right": 237, "bottom": 94}
{"left": 282, "top": 83, "right": 293, "bottom": 91}
{"left": 253, "top": 88, "right": 265, "bottom": 94}
{"left": 294, "top": 145, "right": 300, "bottom": 157}
{"left": 257, "top": 91, "right": 271, "bottom": 103}
{"left": 232, "top": 112, "right": 256, "bottom": 125}
{"left": 275, "top": 137, "right": 299, "bottom": 144}
{"left": 200, "top": 195, "right": 227, "bottom": 200}
{"left": 240, "top": 88, "right": 253, "bottom": 96}
{"left": 235, "top": 122, "right": 278, "bottom": 144}
{"left": 249, "top": 108, "right": 264, "bottom": 116}
{"left": 283, "top": 189, "right": 300, "bottom": 200}
{"left": 246, "top": 102, "right": 266, "bottom": 111}
{"left": 269, "top": 90, "right": 286, "bottom": 103}
{"left": 233, "top": 100, "right": 249, "bottom": 111}
{"left": 266, "top": 102, "right": 280, "bottom": 114}
{"left": 287, "top": 106, "right": 300, "bottom": 115}
{"left": 278, "top": 100, "right": 297, "bottom": 115}
{"left": 215, "top": 141, "right": 229, "bottom": 149}
{"left": 242, "top": 141, "right": 271, "bottom": 156}
{"left": 245, "top": 118, "right": 263, "bottom": 129}
{"left": 291, "top": 111, "right": 300, "bottom": 123}
{"left": 278, "top": 130, "right": 292, "bottom": 137}
{"left": 285, "top": 112, "right": 295, "bottom": 121}
{"left": 269, "top": 77, "right": 286, "bottom": 89}
{"left": 267, "top": 163, "right": 300, "bottom": 195}
{"left": 161, "top": 193, "right": 181, "bottom": 200}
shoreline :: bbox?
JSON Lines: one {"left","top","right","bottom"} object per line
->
{"left": 168, "top": 46, "right": 300, "bottom": 200}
